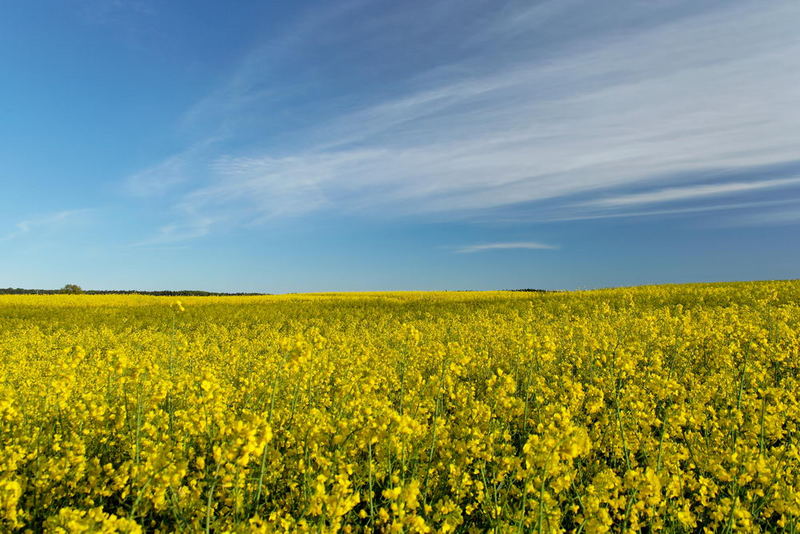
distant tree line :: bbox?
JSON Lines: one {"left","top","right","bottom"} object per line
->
{"left": 0, "top": 285, "right": 267, "bottom": 296}
{"left": 1, "top": 285, "right": 546, "bottom": 296}
{"left": 506, "top": 288, "right": 551, "bottom": 292}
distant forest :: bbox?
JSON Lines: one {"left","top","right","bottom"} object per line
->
{"left": 1, "top": 286, "right": 548, "bottom": 296}
{"left": 506, "top": 288, "right": 549, "bottom": 292}
{"left": 0, "top": 286, "right": 267, "bottom": 296}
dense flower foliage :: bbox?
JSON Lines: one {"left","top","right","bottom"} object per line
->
{"left": 0, "top": 281, "right": 798, "bottom": 532}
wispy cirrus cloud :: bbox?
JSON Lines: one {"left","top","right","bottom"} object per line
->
{"left": 124, "top": 137, "right": 222, "bottom": 197}
{"left": 126, "top": 0, "right": 800, "bottom": 241}
{"left": 130, "top": 217, "right": 216, "bottom": 246}
{"left": 1, "top": 209, "right": 94, "bottom": 242}
{"left": 582, "top": 176, "right": 800, "bottom": 209}
{"left": 455, "top": 242, "right": 558, "bottom": 254}
{"left": 720, "top": 206, "right": 800, "bottom": 227}
{"left": 125, "top": 152, "right": 192, "bottom": 197}
{"left": 538, "top": 198, "right": 800, "bottom": 224}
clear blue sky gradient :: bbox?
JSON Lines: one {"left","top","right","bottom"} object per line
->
{"left": 2, "top": 0, "right": 799, "bottom": 292}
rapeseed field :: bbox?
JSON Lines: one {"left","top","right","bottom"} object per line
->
{"left": 0, "top": 281, "right": 798, "bottom": 532}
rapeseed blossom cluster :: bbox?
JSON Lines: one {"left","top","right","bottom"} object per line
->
{"left": 0, "top": 281, "right": 798, "bottom": 531}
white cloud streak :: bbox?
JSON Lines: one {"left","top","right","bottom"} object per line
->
{"left": 721, "top": 206, "right": 800, "bottom": 227}
{"left": 455, "top": 242, "right": 558, "bottom": 254}
{"left": 125, "top": 153, "right": 191, "bottom": 197}
{"left": 583, "top": 177, "right": 800, "bottom": 208}
{"left": 1, "top": 210, "right": 94, "bottom": 241}
{"left": 124, "top": 137, "right": 221, "bottom": 197}
{"left": 540, "top": 198, "right": 800, "bottom": 223}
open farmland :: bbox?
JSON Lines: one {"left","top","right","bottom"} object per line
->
{"left": 0, "top": 281, "right": 799, "bottom": 532}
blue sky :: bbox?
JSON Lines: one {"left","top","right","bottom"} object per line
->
{"left": 2, "top": 0, "right": 799, "bottom": 292}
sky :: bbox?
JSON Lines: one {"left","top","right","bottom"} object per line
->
{"left": 1, "top": 0, "right": 799, "bottom": 292}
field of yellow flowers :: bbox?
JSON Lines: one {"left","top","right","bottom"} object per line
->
{"left": 0, "top": 281, "right": 799, "bottom": 532}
